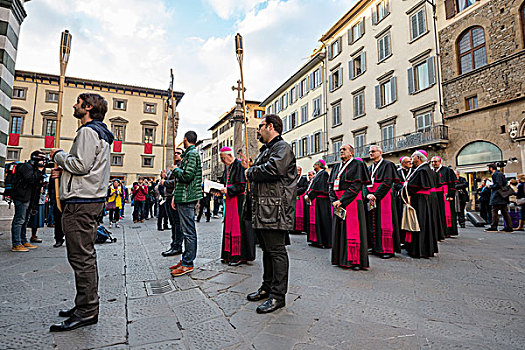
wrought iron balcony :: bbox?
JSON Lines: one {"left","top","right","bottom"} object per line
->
{"left": 323, "top": 125, "right": 449, "bottom": 165}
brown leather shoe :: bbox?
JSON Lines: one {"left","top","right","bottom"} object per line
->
{"left": 23, "top": 243, "right": 38, "bottom": 249}
{"left": 11, "top": 245, "right": 29, "bottom": 252}
{"left": 171, "top": 266, "right": 193, "bottom": 277}
{"left": 169, "top": 261, "right": 182, "bottom": 270}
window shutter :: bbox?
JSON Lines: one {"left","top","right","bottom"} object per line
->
{"left": 372, "top": 6, "right": 378, "bottom": 25}
{"left": 385, "top": 34, "right": 391, "bottom": 57}
{"left": 361, "top": 51, "right": 367, "bottom": 73}
{"left": 379, "top": 38, "right": 385, "bottom": 61}
{"left": 407, "top": 67, "right": 415, "bottom": 94}
{"left": 310, "top": 73, "right": 314, "bottom": 89}
{"left": 305, "top": 137, "right": 309, "bottom": 155}
{"left": 310, "top": 135, "right": 315, "bottom": 154}
{"left": 338, "top": 67, "right": 343, "bottom": 87}
{"left": 375, "top": 84, "right": 381, "bottom": 108}
{"left": 419, "top": 9, "right": 426, "bottom": 36}
{"left": 385, "top": 0, "right": 390, "bottom": 14}
{"left": 428, "top": 56, "right": 436, "bottom": 86}
{"left": 353, "top": 95, "right": 358, "bottom": 117}
{"left": 285, "top": 92, "right": 288, "bottom": 108}
{"left": 328, "top": 45, "right": 333, "bottom": 60}
{"left": 445, "top": 0, "right": 456, "bottom": 19}
{"left": 329, "top": 74, "right": 333, "bottom": 92}
{"left": 298, "top": 139, "right": 302, "bottom": 157}
{"left": 348, "top": 59, "right": 354, "bottom": 79}
{"left": 390, "top": 76, "right": 397, "bottom": 102}
{"left": 361, "top": 18, "right": 365, "bottom": 35}
{"left": 320, "top": 132, "right": 324, "bottom": 152}
{"left": 306, "top": 76, "right": 310, "bottom": 93}
{"left": 283, "top": 116, "right": 287, "bottom": 132}
{"left": 337, "top": 37, "right": 343, "bottom": 54}
{"left": 348, "top": 29, "right": 352, "bottom": 44}
{"left": 410, "top": 13, "right": 418, "bottom": 40}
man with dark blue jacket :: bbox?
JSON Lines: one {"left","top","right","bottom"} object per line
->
{"left": 485, "top": 163, "right": 513, "bottom": 233}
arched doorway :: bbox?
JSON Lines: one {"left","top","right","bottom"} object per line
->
{"left": 456, "top": 141, "right": 503, "bottom": 210}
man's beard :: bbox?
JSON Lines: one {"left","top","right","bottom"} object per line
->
{"left": 73, "top": 108, "right": 86, "bottom": 119}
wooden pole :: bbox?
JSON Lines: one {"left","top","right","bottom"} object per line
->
{"left": 161, "top": 98, "right": 168, "bottom": 170}
{"left": 169, "top": 69, "right": 177, "bottom": 153}
{"left": 55, "top": 30, "right": 72, "bottom": 212}
{"left": 235, "top": 33, "right": 250, "bottom": 191}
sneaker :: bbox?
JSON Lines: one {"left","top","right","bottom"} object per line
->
{"left": 169, "top": 261, "right": 182, "bottom": 270}
{"left": 109, "top": 223, "right": 113, "bottom": 228}
{"left": 171, "top": 266, "right": 193, "bottom": 277}
{"left": 23, "top": 243, "right": 38, "bottom": 249}
{"left": 11, "top": 245, "right": 29, "bottom": 252}
{"left": 115, "top": 223, "right": 120, "bottom": 228}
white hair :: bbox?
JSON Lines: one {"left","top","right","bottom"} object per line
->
{"left": 412, "top": 151, "right": 428, "bottom": 162}
{"left": 369, "top": 145, "right": 382, "bottom": 152}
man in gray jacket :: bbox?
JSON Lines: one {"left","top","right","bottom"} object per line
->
{"left": 49, "top": 93, "right": 114, "bottom": 331}
{"left": 243, "top": 114, "right": 297, "bottom": 314}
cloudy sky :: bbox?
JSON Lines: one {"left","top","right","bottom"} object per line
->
{"left": 17, "top": 0, "right": 356, "bottom": 142}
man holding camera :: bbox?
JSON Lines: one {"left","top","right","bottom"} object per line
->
{"left": 49, "top": 93, "right": 113, "bottom": 332}
{"left": 10, "top": 151, "right": 47, "bottom": 252}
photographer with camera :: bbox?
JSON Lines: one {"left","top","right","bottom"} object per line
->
{"left": 9, "top": 151, "right": 47, "bottom": 252}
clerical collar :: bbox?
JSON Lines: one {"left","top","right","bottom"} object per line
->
{"left": 435, "top": 165, "right": 442, "bottom": 173}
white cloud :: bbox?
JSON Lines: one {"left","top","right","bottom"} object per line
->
{"left": 16, "top": 0, "right": 354, "bottom": 142}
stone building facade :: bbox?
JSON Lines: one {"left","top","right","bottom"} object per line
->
{"left": 437, "top": 0, "right": 525, "bottom": 178}
{"left": 319, "top": 0, "right": 448, "bottom": 167}
{"left": 9, "top": 70, "right": 183, "bottom": 185}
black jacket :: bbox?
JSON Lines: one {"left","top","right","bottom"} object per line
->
{"left": 11, "top": 161, "right": 43, "bottom": 203}
{"left": 246, "top": 135, "right": 298, "bottom": 231}
{"left": 297, "top": 176, "right": 308, "bottom": 196}
{"left": 490, "top": 170, "right": 508, "bottom": 205}
{"left": 456, "top": 177, "right": 469, "bottom": 203}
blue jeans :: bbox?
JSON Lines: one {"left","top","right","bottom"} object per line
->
{"left": 177, "top": 202, "right": 198, "bottom": 267}
{"left": 11, "top": 199, "right": 30, "bottom": 247}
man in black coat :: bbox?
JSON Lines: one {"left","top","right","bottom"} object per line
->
{"left": 485, "top": 163, "right": 513, "bottom": 232}
{"left": 294, "top": 167, "right": 309, "bottom": 234}
{"left": 243, "top": 114, "right": 297, "bottom": 314}
{"left": 455, "top": 170, "right": 469, "bottom": 228}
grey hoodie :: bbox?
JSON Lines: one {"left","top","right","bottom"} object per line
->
{"left": 54, "top": 121, "right": 113, "bottom": 202}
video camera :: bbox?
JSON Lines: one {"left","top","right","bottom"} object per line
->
{"left": 30, "top": 152, "right": 55, "bottom": 169}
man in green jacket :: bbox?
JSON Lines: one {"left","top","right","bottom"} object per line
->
{"left": 169, "top": 131, "right": 203, "bottom": 276}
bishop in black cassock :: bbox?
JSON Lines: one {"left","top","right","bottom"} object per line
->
{"left": 305, "top": 160, "right": 331, "bottom": 248}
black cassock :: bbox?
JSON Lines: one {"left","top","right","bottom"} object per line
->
{"left": 405, "top": 162, "right": 439, "bottom": 258}
{"left": 435, "top": 166, "right": 459, "bottom": 237}
{"left": 295, "top": 176, "right": 309, "bottom": 233}
{"left": 329, "top": 159, "right": 371, "bottom": 268}
{"left": 364, "top": 160, "right": 401, "bottom": 255}
{"left": 306, "top": 169, "right": 332, "bottom": 248}
{"left": 394, "top": 167, "right": 412, "bottom": 244}
{"left": 220, "top": 159, "right": 256, "bottom": 263}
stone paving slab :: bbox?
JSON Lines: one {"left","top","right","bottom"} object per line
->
{"left": 1, "top": 205, "right": 524, "bottom": 349}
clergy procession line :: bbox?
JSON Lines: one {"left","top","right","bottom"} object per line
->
{"left": 218, "top": 136, "right": 463, "bottom": 274}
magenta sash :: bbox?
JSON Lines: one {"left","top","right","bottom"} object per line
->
{"left": 416, "top": 189, "right": 431, "bottom": 195}
{"left": 308, "top": 198, "right": 317, "bottom": 242}
{"left": 295, "top": 195, "right": 305, "bottom": 231}
{"left": 368, "top": 183, "right": 394, "bottom": 253}
{"left": 335, "top": 190, "right": 362, "bottom": 265}
{"left": 442, "top": 184, "right": 453, "bottom": 228}
{"left": 224, "top": 194, "right": 241, "bottom": 256}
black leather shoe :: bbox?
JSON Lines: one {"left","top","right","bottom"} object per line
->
{"left": 161, "top": 249, "right": 182, "bottom": 257}
{"left": 49, "top": 314, "right": 98, "bottom": 332}
{"left": 53, "top": 240, "right": 64, "bottom": 248}
{"left": 247, "top": 289, "right": 269, "bottom": 302}
{"left": 256, "top": 298, "right": 285, "bottom": 314}
{"left": 379, "top": 253, "right": 394, "bottom": 259}
{"left": 58, "top": 307, "right": 76, "bottom": 317}
{"left": 228, "top": 261, "right": 241, "bottom": 266}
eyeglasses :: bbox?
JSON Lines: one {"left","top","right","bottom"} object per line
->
{"left": 431, "top": 161, "right": 438, "bottom": 163}
{"left": 258, "top": 123, "right": 267, "bottom": 130}
{"left": 175, "top": 152, "right": 182, "bottom": 155}
{"left": 369, "top": 150, "right": 377, "bottom": 154}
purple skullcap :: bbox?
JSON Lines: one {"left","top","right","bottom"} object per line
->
{"left": 431, "top": 156, "right": 442, "bottom": 161}
{"left": 417, "top": 150, "right": 427, "bottom": 157}
{"left": 220, "top": 147, "right": 232, "bottom": 153}
{"left": 318, "top": 159, "right": 326, "bottom": 166}
{"left": 355, "top": 157, "right": 363, "bottom": 161}
{"left": 400, "top": 156, "right": 410, "bottom": 163}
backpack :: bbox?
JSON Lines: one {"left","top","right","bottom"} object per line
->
{"left": 95, "top": 225, "right": 117, "bottom": 244}
{"left": 3, "top": 162, "right": 23, "bottom": 198}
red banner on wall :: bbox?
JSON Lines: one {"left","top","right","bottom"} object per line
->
{"left": 144, "top": 143, "right": 153, "bottom": 154}
{"left": 113, "top": 140, "right": 122, "bottom": 153}
{"left": 8, "top": 133, "right": 19, "bottom": 146}
{"left": 44, "top": 136, "right": 55, "bottom": 148}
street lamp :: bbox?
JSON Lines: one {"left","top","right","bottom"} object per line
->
{"left": 234, "top": 33, "right": 251, "bottom": 182}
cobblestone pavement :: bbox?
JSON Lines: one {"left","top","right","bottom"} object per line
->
{"left": 0, "top": 207, "right": 524, "bottom": 349}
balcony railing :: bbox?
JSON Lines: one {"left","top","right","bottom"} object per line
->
{"left": 323, "top": 125, "right": 449, "bottom": 165}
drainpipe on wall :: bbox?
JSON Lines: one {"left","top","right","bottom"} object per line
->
{"left": 428, "top": 0, "right": 445, "bottom": 125}
{"left": 321, "top": 43, "right": 329, "bottom": 155}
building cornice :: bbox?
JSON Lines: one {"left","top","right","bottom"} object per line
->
{"left": 15, "top": 70, "right": 184, "bottom": 103}
{"left": 320, "top": 0, "right": 371, "bottom": 42}
{"left": 0, "top": 0, "right": 28, "bottom": 25}
{"left": 259, "top": 52, "right": 325, "bottom": 107}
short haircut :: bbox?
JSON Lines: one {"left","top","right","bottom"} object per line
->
{"left": 264, "top": 114, "right": 283, "bottom": 134}
{"left": 184, "top": 131, "right": 198, "bottom": 144}
{"left": 369, "top": 145, "right": 382, "bottom": 152}
{"left": 487, "top": 163, "right": 497, "bottom": 171}
{"left": 78, "top": 93, "right": 108, "bottom": 121}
